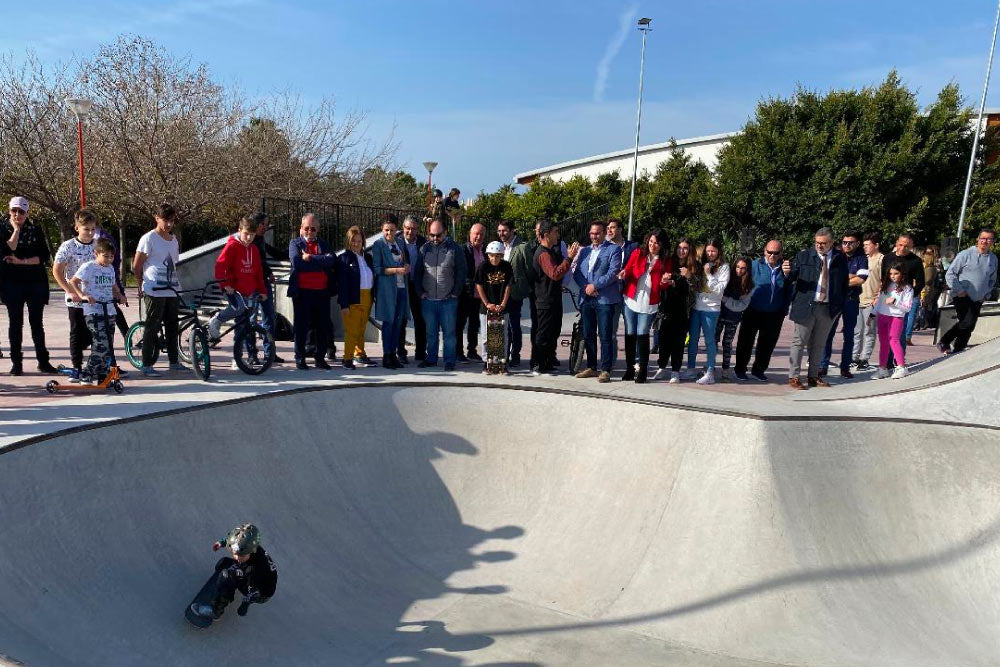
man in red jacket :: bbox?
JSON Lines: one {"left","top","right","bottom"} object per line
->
{"left": 208, "top": 216, "right": 267, "bottom": 340}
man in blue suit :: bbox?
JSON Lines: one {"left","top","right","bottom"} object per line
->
{"left": 573, "top": 221, "right": 623, "bottom": 383}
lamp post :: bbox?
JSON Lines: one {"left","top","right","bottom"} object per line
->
{"left": 65, "top": 98, "right": 93, "bottom": 209}
{"left": 627, "top": 17, "right": 652, "bottom": 242}
{"left": 957, "top": 0, "right": 1000, "bottom": 242}
{"left": 422, "top": 161, "right": 438, "bottom": 211}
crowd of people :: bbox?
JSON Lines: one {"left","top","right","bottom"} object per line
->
{"left": 1, "top": 193, "right": 996, "bottom": 388}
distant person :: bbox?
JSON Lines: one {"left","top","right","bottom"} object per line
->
{"left": 252, "top": 212, "right": 287, "bottom": 364}
{"left": 572, "top": 221, "right": 622, "bottom": 383}
{"left": 785, "top": 227, "right": 849, "bottom": 389}
{"left": 619, "top": 229, "right": 670, "bottom": 383}
{"left": 396, "top": 215, "right": 427, "bottom": 363}
{"left": 820, "top": 230, "right": 866, "bottom": 379}
{"left": 414, "top": 220, "right": 466, "bottom": 370}
{"left": 852, "top": 233, "right": 883, "bottom": 371}
{"left": 683, "top": 239, "right": 729, "bottom": 385}
{"left": 424, "top": 189, "right": 445, "bottom": 227}
{"left": 919, "top": 245, "right": 942, "bottom": 330}
{"left": 443, "top": 187, "right": 462, "bottom": 225}
{"left": 52, "top": 210, "right": 98, "bottom": 382}
{"left": 716, "top": 257, "right": 752, "bottom": 382}
{"left": 938, "top": 228, "right": 998, "bottom": 355}
{"left": 653, "top": 237, "right": 695, "bottom": 383}
{"left": 288, "top": 214, "right": 336, "bottom": 371}
{"left": 474, "top": 241, "right": 513, "bottom": 373}
{"left": 531, "top": 220, "right": 579, "bottom": 375}
{"left": 371, "top": 214, "right": 409, "bottom": 369}
{"left": 132, "top": 203, "right": 183, "bottom": 377}
{"left": 875, "top": 262, "right": 914, "bottom": 379}
{"left": 496, "top": 220, "right": 524, "bottom": 366}
{"left": 336, "top": 225, "right": 374, "bottom": 370}
{"left": 457, "top": 223, "right": 486, "bottom": 363}
{"left": 733, "top": 240, "right": 789, "bottom": 383}
{"left": 69, "top": 238, "right": 124, "bottom": 383}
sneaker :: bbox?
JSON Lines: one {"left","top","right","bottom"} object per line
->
{"left": 315, "top": 359, "right": 333, "bottom": 370}
{"left": 295, "top": 360, "right": 309, "bottom": 370}
{"left": 357, "top": 355, "right": 376, "bottom": 368}
{"left": 652, "top": 368, "right": 668, "bottom": 380}
{"left": 679, "top": 368, "right": 699, "bottom": 381}
{"left": 231, "top": 360, "right": 239, "bottom": 370}
{"left": 509, "top": 356, "right": 521, "bottom": 368}
{"left": 531, "top": 368, "right": 542, "bottom": 377}
{"left": 68, "top": 368, "right": 83, "bottom": 383}
{"left": 598, "top": 371, "right": 611, "bottom": 383}
{"left": 890, "top": 365, "right": 908, "bottom": 379}
{"left": 936, "top": 342, "right": 950, "bottom": 354}
{"left": 733, "top": 371, "right": 749, "bottom": 382}
{"left": 669, "top": 371, "right": 680, "bottom": 384}
{"left": 575, "top": 368, "right": 599, "bottom": 379}
{"left": 750, "top": 371, "right": 768, "bottom": 383}
{"left": 417, "top": 360, "right": 437, "bottom": 368}
{"left": 696, "top": 371, "right": 716, "bottom": 385}
{"left": 444, "top": 363, "right": 456, "bottom": 371}
{"left": 342, "top": 359, "right": 356, "bottom": 370}
{"left": 168, "top": 363, "right": 186, "bottom": 371}
{"left": 114, "top": 367, "right": 129, "bottom": 378}
{"left": 876, "top": 367, "right": 890, "bottom": 379}
{"left": 207, "top": 316, "right": 222, "bottom": 340}
{"left": 467, "top": 351, "right": 483, "bottom": 362}
{"left": 141, "top": 367, "right": 161, "bottom": 377}
{"left": 854, "top": 361, "right": 871, "bottom": 371}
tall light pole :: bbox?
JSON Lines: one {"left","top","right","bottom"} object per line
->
{"left": 627, "top": 17, "right": 652, "bottom": 242}
{"left": 957, "top": 0, "right": 1000, "bottom": 242}
{"left": 65, "top": 98, "right": 93, "bottom": 209}
{"left": 422, "top": 161, "right": 438, "bottom": 211}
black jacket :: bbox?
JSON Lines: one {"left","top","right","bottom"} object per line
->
{"left": 787, "top": 248, "right": 850, "bottom": 323}
{"left": 395, "top": 231, "right": 426, "bottom": 283}
{"left": 216, "top": 546, "right": 277, "bottom": 599}
{"left": 336, "top": 249, "right": 375, "bottom": 309}
{"left": 880, "top": 252, "right": 925, "bottom": 295}
{"left": 460, "top": 243, "right": 485, "bottom": 296}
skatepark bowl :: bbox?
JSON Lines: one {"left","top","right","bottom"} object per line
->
{"left": 1, "top": 382, "right": 1000, "bottom": 666}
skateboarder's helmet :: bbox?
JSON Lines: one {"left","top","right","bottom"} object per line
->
{"left": 228, "top": 523, "right": 260, "bottom": 555}
{"left": 486, "top": 241, "right": 504, "bottom": 255}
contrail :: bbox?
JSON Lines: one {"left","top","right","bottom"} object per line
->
{"left": 593, "top": 3, "right": 640, "bottom": 102}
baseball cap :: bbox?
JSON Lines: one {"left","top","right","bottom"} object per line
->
{"left": 8, "top": 196, "right": 28, "bottom": 212}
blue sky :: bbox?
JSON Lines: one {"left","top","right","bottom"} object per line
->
{"left": 6, "top": 0, "right": 1000, "bottom": 197}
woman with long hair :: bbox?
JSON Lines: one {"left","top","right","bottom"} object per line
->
{"left": 371, "top": 214, "right": 410, "bottom": 369}
{"left": 619, "top": 229, "right": 671, "bottom": 383}
{"left": 336, "top": 225, "right": 376, "bottom": 370}
{"left": 716, "top": 256, "right": 753, "bottom": 381}
{"left": 684, "top": 238, "right": 729, "bottom": 384}
{"left": 654, "top": 237, "right": 698, "bottom": 383}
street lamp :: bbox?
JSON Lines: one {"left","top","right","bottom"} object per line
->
{"left": 957, "top": 0, "right": 1000, "bottom": 242}
{"left": 65, "top": 98, "right": 93, "bottom": 209}
{"left": 422, "top": 161, "right": 438, "bottom": 210}
{"left": 627, "top": 18, "right": 652, "bottom": 242}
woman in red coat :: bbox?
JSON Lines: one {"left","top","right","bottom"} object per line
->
{"left": 618, "top": 229, "right": 672, "bottom": 382}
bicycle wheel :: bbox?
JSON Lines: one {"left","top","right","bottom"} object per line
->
{"left": 189, "top": 326, "right": 211, "bottom": 381}
{"left": 177, "top": 319, "right": 195, "bottom": 365}
{"left": 125, "top": 322, "right": 158, "bottom": 369}
{"left": 233, "top": 324, "right": 275, "bottom": 375}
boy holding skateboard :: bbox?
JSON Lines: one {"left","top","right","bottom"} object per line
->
{"left": 69, "top": 238, "right": 123, "bottom": 384}
{"left": 188, "top": 523, "right": 277, "bottom": 624}
{"left": 475, "top": 241, "right": 513, "bottom": 374}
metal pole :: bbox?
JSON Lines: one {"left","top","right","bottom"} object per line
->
{"left": 76, "top": 118, "right": 87, "bottom": 208}
{"left": 957, "top": 0, "right": 1000, "bottom": 242}
{"left": 627, "top": 26, "right": 649, "bottom": 242}
{"left": 426, "top": 170, "right": 433, "bottom": 209}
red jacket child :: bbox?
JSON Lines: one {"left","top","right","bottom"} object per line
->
{"left": 215, "top": 232, "right": 266, "bottom": 297}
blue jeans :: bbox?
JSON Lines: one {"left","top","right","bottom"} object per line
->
{"left": 687, "top": 309, "right": 720, "bottom": 370}
{"left": 821, "top": 298, "right": 859, "bottom": 372}
{"left": 623, "top": 305, "right": 656, "bottom": 336}
{"left": 260, "top": 282, "right": 276, "bottom": 356}
{"left": 422, "top": 298, "right": 458, "bottom": 365}
{"left": 580, "top": 299, "right": 616, "bottom": 372}
{"left": 903, "top": 302, "right": 917, "bottom": 341}
{"left": 381, "top": 288, "right": 408, "bottom": 356}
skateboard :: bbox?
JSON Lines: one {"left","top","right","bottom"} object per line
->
{"left": 184, "top": 570, "right": 222, "bottom": 628}
{"left": 484, "top": 312, "right": 506, "bottom": 374}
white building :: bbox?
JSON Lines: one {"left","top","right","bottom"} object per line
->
{"left": 513, "top": 131, "right": 737, "bottom": 186}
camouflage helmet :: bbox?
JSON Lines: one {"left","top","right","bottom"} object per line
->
{"left": 227, "top": 523, "right": 260, "bottom": 555}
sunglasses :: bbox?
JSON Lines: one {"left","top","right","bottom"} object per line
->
{"left": 428, "top": 233, "right": 443, "bottom": 239}
{"left": 764, "top": 250, "right": 781, "bottom": 255}
{"left": 9, "top": 209, "right": 24, "bottom": 215}
{"left": 302, "top": 226, "right": 318, "bottom": 232}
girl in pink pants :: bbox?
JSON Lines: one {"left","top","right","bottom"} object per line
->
{"left": 875, "top": 263, "right": 914, "bottom": 379}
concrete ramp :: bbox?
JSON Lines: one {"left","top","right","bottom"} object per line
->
{"left": 1, "top": 386, "right": 999, "bottom": 665}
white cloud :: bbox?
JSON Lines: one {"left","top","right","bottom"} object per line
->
{"left": 593, "top": 3, "right": 639, "bottom": 103}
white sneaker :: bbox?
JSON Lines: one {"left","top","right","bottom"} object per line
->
{"left": 653, "top": 368, "right": 668, "bottom": 380}
{"left": 669, "top": 371, "right": 680, "bottom": 384}
{"left": 876, "top": 367, "right": 890, "bottom": 379}
{"left": 890, "top": 365, "right": 908, "bottom": 379}
{"left": 680, "top": 368, "right": 699, "bottom": 381}
{"left": 231, "top": 359, "right": 239, "bottom": 370}
{"left": 207, "top": 316, "right": 222, "bottom": 340}
{"left": 696, "top": 370, "right": 716, "bottom": 385}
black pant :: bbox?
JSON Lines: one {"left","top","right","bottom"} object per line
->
{"left": 456, "top": 292, "right": 481, "bottom": 355}
{"left": 528, "top": 294, "right": 539, "bottom": 368}
{"left": 113, "top": 303, "right": 129, "bottom": 339}
{"left": 68, "top": 307, "right": 93, "bottom": 369}
{"left": 2, "top": 281, "right": 50, "bottom": 364}
{"left": 940, "top": 296, "right": 983, "bottom": 353}
{"left": 210, "top": 557, "right": 270, "bottom": 613}
{"left": 398, "top": 280, "right": 426, "bottom": 360}
{"left": 734, "top": 309, "right": 785, "bottom": 376}
{"left": 142, "top": 296, "right": 179, "bottom": 366}
{"left": 534, "top": 305, "right": 562, "bottom": 371}
{"left": 657, "top": 314, "right": 688, "bottom": 372}
{"left": 506, "top": 298, "right": 524, "bottom": 359}
{"left": 293, "top": 289, "right": 332, "bottom": 361}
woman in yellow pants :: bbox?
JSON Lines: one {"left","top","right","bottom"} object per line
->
{"left": 336, "top": 226, "right": 375, "bottom": 370}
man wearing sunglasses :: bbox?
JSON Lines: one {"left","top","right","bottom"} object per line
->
{"left": 819, "top": 231, "right": 866, "bottom": 379}
{"left": 413, "top": 220, "right": 466, "bottom": 371}
{"left": 733, "top": 240, "right": 790, "bottom": 382}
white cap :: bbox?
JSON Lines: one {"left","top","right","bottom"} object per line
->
{"left": 8, "top": 196, "right": 28, "bottom": 213}
{"left": 486, "top": 241, "right": 504, "bottom": 255}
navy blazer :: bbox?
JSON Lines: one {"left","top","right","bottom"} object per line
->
{"left": 787, "top": 248, "right": 849, "bottom": 323}
{"left": 287, "top": 237, "right": 338, "bottom": 298}
{"left": 336, "top": 249, "right": 375, "bottom": 309}
{"left": 573, "top": 241, "right": 624, "bottom": 305}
